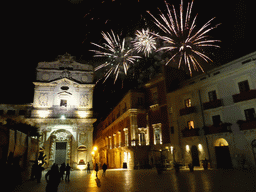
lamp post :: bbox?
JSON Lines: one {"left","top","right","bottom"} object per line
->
{"left": 92, "top": 146, "right": 98, "bottom": 169}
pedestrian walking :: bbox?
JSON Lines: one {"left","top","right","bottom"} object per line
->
{"left": 87, "top": 162, "right": 90, "bottom": 173}
{"left": 95, "top": 163, "right": 99, "bottom": 178}
{"left": 36, "top": 163, "right": 44, "bottom": 183}
{"left": 60, "top": 163, "right": 66, "bottom": 180}
{"left": 102, "top": 163, "right": 107, "bottom": 177}
{"left": 45, "top": 164, "right": 60, "bottom": 192}
{"left": 65, "top": 163, "right": 71, "bottom": 181}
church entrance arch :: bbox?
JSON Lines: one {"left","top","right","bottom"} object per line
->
{"left": 214, "top": 138, "right": 232, "bottom": 169}
{"left": 48, "top": 128, "right": 74, "bottom": 167}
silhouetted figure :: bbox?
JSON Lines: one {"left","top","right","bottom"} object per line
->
{"left": 36, "top": 163, "right": 44, "bottom": 183}
{"left": 60, "top": 163, "right": 66, "bottom": 180}
{"left": 31, "top": 161, "right": 37, "bottom": 180}
{"left": 45, "top": 164, "right": 60, "bottom": 192}
{"left": 65, "top": 163, "right": 71, "bottom": 181}
{"left": 13, "top": 158, "right": 22, "bottom": 185}
{"left": 95, "top": 163, "right": 99, "bottom": 178}
{"left": 102, "top": 163, "right": 107, "bottom": 177}
{"left": 87, "top": 162, "right": 90, "bottom": 173}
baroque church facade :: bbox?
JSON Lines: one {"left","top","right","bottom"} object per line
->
{"left": 0, "top": 53, "right": 96, "bottom": 169}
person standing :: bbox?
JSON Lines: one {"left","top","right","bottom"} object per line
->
{"left": 65, "top": 163, "right": 71, "bottom": 181}
{"left": 95, "top": 163, "right": 99, "bottom": 178}
{"left": 102, "top": 163, "right": 107, "bottom": 177}
{"left": 45, "top": 164, "right": 60, "bottom": 192}
{"left": 60, "top": 163, "right": 66, "bottom": 180}
{"left": 36, "top": 163, "right": 44, "bottom": 183}
{"left": 87, "top": 162, "right": 90, "bottom": 173}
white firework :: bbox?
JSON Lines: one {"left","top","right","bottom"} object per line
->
{"left": 147, "top": 0, "right": 220, "bottom": 76}
{"left": 90, "top": 30, "right": 141, "bottom": 83}
{"left": 132, "top": 28, "right": 157, "bottom": 57}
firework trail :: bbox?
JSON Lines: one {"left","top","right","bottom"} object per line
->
{"left": 132, "top": 28, "right": 157, "bottom": 57}
{"left": 90, "top": 30, "right": 141, "bottom": 83}
{"left": 147, "top": 0, "right": 220, "bottom": 76}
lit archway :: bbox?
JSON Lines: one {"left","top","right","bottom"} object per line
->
{"left": 214, "top": 138, "right": 229, "bottom": 146}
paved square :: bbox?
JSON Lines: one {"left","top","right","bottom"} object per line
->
{"left": 12, "top": 168, "right": 256, "bottom": 192}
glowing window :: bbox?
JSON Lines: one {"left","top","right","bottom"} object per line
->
{"left": 188, "top": 121, "right": 194, "bottom": 129}
{"left": 185, "top": 98, "right": 191, "bottom": 108}
{"left": 60, "top": 99, "right": 67, "bottom": 107}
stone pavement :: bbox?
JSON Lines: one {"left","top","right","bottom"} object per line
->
{"left": 12, "top": 168, "right": 256, "bottom": 192}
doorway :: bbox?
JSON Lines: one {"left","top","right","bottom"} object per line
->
{"left": 214, "top": 138, "right": 232, "bottom": 169}
{"left": 190, "top": 145, "right": 200, "bottom": 166}
{"left": 55, "top": 142, "right": 67, "bottom": 165}
{"left": 215, "top": 146, "right": 232, "bottom": 168}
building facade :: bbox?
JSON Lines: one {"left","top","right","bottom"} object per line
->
{"left": 167, "top": 51, "right": 256, "bottom": 169}
{"left": 93, "top": 73, "right": 171, "bottom": 169}
{"left": 0, "top": 53, "right": 96, "bottom": 169}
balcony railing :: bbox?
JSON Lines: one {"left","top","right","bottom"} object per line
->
{"left": 237, "top": 119, "right": 256, "bottom": 131}
{"left": 232, "top": 89, "right": 256, "bottom": 103}
{"left": 179, "top": 106, "right": 196, "bottom": 116}
{"left": 203, "top": 123, "right": 232, "bottom": 135}
{"left": 203, "top": 99, "right": 222, "bottom": 110}
{"left": 181, "top": 128, "right": 200, "bottom": 137}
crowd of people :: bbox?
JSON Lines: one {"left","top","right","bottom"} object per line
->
{"left": 30, "top": 161, "right": 108, "bottom": 191}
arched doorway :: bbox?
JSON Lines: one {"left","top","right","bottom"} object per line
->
{"left": 191, "top": 145, "right": 200, "bottom": 166}
{"left": 49, "top": 129, "right": 73, "bottom": 166}
{"left": 214, "top": 138, "right": 232, "bottom": 169}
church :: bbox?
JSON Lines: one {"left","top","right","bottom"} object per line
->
{"left": 0, "top": 53, "right": 96, "bottom": 169}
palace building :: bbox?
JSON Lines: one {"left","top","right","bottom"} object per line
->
{"left": 93, "top": 51, "right": 256, "bottom": 170}
{"left": 0, "top": 53, "right": 96, "bottom": 169}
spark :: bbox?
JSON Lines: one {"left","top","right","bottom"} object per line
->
{"left": 90, "top": 30, "right": 141, "bottom": 83}
{"left": 148, "top": 0, "right": 220, "bottom": 76}
{"left": 132, "top": 28, "right": 157, "bottom": 57}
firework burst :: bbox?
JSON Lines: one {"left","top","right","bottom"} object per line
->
{"left": 132, "top": 28, "right": 157, "bottom": 57}
{"left": 90, "top": 30, "right": 141, "bottom": 83}
{"left": 147, "top": 0, "right": 220, "bottom": 76}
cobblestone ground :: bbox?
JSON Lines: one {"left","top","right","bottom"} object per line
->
{"left": 12, "top": 168, "right": 256, "bottom": 192}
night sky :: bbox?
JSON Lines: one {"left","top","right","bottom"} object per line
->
{"left": 1, "top": 0, "right": 255, "bottom": 117}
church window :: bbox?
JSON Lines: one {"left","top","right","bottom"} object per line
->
{"left": 60, "top": 99, "right": 67, "bottom": 107}
{"left": 153, "top": 123, "right": 162, "bottom": 145}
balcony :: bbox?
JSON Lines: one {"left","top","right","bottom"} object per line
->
{"left": 232, "top": 89, "right": 256, "bottom": 103}
{"left": 203, "top": 123, "right": 232, "bottom": 135}
{"left": 179, "top": 106, "right": 196, "bottom": 116}
{"left": 181, "top": 128, "right": 200, "bottom": 137}
{"left": 203, "top": 99, "right": 222, "bottom": 110}
{"left": 237, "top": 119, "right": 256, "bottom": 131}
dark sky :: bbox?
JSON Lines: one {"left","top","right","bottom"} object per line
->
{"left": 0, "top": 0, "right": 255, "bottom": 105}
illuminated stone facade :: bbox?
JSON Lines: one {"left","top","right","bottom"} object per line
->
{"left": 0, "top": 53, "right": 96, "bottom": 169}
{"left": 167, "top": 51, "right": 256, "bottom": 169}
{"left": 93, "top": 74, "right": 171, "bottom": 169}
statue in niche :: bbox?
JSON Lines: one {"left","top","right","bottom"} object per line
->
{"left": 80, "top": 94, "right": 89, "bottom": 107}
{"left": 38, "top": 93, "right": 48, "bottom": 106}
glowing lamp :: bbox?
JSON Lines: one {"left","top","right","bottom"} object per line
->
{"left": 60, "top": 115, "right": 66, "bottom": 120}
{"left": 198, "top": 144, "right": 203, "bottom": 151}
{"left": 38, "top": 110, "right": 50, "bottom": 118}
{"left": 77, "top": 111, "right": 88, "bottom": 118}
{"left": 91, "top": 151, "right": 95, "bottom": 155}
{"left": 170, "top": 146, "right": 174, "bottom": 154}
{"left": 186, "top": 145, "right": 190, "bottom": 152}
{"left": 93, "top": 146, "right": 97, "bottom": 151}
